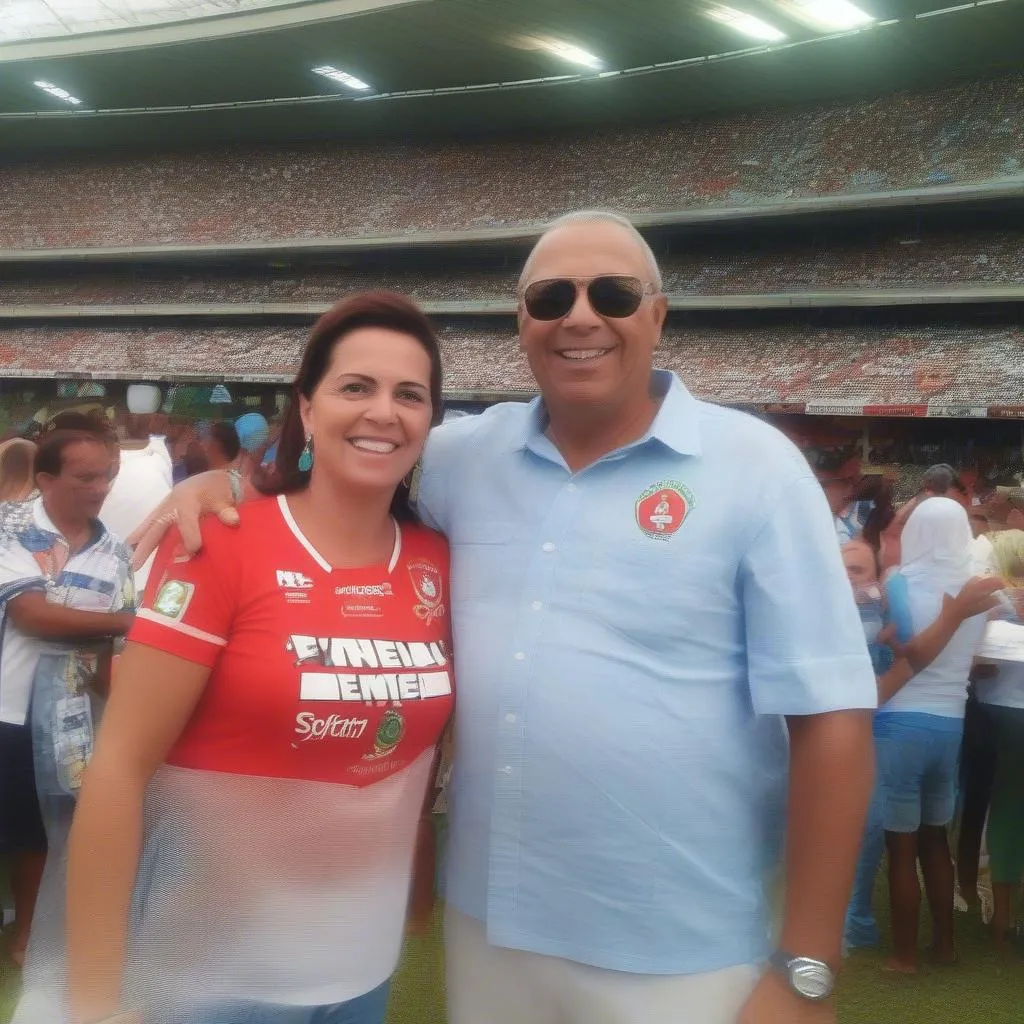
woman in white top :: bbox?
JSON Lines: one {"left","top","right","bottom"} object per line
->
{"left": 875, "top": 497, "right": 989, "bottom": 972}
{"left": 974, "top": 529, "right": 1024, "bottom": 942}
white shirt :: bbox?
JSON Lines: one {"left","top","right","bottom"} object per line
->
{"left": 101, "top": 436, "right": 173, "bottom": 591}
{"left": 968, "top": 534, "right": 995, "bottom": 575}
{"left": 977, "top": 659, "right": 1024, "bottom": 710}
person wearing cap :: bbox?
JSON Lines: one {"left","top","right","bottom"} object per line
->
{"left": 234, "top": 412, "right": 271, "bottom": 478}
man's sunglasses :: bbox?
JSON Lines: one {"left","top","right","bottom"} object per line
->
{"left": 521, "top": 275, "right": 656, "bottom": 321}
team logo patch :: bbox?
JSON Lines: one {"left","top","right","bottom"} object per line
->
{"left": 276, "top": 570, "right": 314, "bottom": 590}
{"left": 364, "top": 709, "right": 406, "bottom": 760}
{"left": 635, "top": 480, "right": 694, "bottom": 541}
{"left": 409, "top": 560, "right": 445, "bottom": 624}
{"left": 152, "top": 579, "right": 194, "bottom": 620}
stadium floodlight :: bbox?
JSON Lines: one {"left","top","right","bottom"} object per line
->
{"left": 774, "top": 0, "right": 875, "bottom": 30}
{"left": 34, "top": 80, "right": 82, "bottom": 105}
{"left": 538, "top": 40, "right": 604, "bottom": 70}
{"left": 706, "top": 6, "right": 787, "bottom": 40}
{"left": 311, "top": 65, "right": 371, "bottom": 91}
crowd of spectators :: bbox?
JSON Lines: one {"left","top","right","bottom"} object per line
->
{"left": 2, "top": 74, "right": 1022, "bottom": 249}
{"left": 2, "top": 228, "right": 1022, "bottom": 307}
{"left": 4, "top": 322, "right": 1023, "bottom": 406}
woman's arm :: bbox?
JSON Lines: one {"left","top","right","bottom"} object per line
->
{"left": 898, "top": 576, "right": 1002, "bottom": 673}
{"left": 65, "top": 644, "right": 211, "bottom": 1024}
{"left": 876, "top": 576, "right": 1003, "bottom": 704}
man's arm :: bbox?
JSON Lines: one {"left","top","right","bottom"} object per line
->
{"left": 738, "top": 465, "right": 878, "bottom": 1023}
{"left": 8, "top": 592, "right": 134, "bottom": 640}
{"left": 781, "top": 709, "right": 874, "bottom": 968}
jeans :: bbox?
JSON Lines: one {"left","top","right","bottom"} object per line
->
{"left": 844, "top": 778, "right": 884, "bottom": 948}
{"left": 164, "top": 980, "right": 391, "bottom": 1024}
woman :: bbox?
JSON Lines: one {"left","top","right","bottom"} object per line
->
{"left": 874, "top": 497, "right": 989, "bottom": 973}
{"left": 0, "top": 437, "right": 37, "bottom": 503}
{"left": 841, "top": 538, "right": 1002, "bottom": 951}
{"left": 65, "top": 293, "right": 453, "bottom": 1024}
{"left": 974, "top": 529, "right": 1024, "bottom": 942}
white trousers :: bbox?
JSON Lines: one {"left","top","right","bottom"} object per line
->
{"left": 445, "top": 908, "right": 762, "bottom": 1024}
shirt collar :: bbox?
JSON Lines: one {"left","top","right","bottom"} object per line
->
{"left": 519, "top": 370, "right": 702, "bottom": 460}
{"left": 32, "top": 496, "right": 107, "bottom": 550}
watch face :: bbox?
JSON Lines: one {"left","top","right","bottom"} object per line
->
{"left": 791, "top": 959, "right": 833, "bottom": 1000}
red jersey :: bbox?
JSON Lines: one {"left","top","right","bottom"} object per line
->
{"left": 134, "top": 493, "right": 453, "bottom": 787}
{"left": 121, "top": 495, "right": 454, "bottom": 1009}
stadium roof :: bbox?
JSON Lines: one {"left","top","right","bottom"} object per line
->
{"left": 1, "top": 0, "right": 1023, "bottom": 151}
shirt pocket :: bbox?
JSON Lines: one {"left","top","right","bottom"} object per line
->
{"left": 577, "top": 540, "right": 732, "bottom": 650}
{"left": 449, "top": 521, "right": 517, "bottom": 606}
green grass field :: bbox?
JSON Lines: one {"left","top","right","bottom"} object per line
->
{"left": 3, "top": 875, "right": 1020, "bottom": 1022}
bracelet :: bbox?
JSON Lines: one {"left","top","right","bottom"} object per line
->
{"left": 226, "top": 468, "right": 244, "bottom": 506}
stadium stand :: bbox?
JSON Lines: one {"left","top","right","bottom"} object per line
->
{"left": 4, "top": 322, "right": 1022, "bottom": 407}
{"left": 2, "top": 230, "right": 1023, "bottom": 305}
{"left": 2, "top": 74, "right": 1023, "bottom": 249}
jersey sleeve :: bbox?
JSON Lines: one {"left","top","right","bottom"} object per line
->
{"left": 130, "top": 521, "right": 239, "bottom": 668}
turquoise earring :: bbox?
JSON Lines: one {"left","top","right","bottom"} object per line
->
{"left": 298, "top": 435, "right": 314, "bottom": 472}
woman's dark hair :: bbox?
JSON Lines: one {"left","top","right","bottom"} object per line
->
{"left": 256, "top": 292, "right": 444, "bottom": 521}
{"left": 34, "top": 430, "right": 111, "bottom": 478}
{"left": 858, "top": 474, "right": 896, "bottom": 568}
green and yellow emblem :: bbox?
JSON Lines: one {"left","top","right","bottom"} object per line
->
{"left": 364, "top": 709, "right": 405, "bottom": 760}
{"left": 153, "top": 579, "right": 194, "bottom": 620}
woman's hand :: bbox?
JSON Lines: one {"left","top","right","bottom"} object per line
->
{"left": 945, "top": 575, "right": 1003, "bottom": 621}
{"left": 128, "top": 470, "right": 239, "bottom": 569}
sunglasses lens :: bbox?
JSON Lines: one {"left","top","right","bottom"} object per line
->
{"left": 587, "top": 276, "right": 646, "bottom": 318}
{"left": 524, "top": 279, "right": 577, "bottom": 321}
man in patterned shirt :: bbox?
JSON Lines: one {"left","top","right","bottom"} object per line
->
{"left": 0, "top": 425, "right": 134, "bottom": 969}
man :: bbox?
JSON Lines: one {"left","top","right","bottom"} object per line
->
{"left": 0, "top": 427, "right": 135, "bottom": 971}
{"left": 202, "top": 420, "right": 242, "bottom": 471}
{"left": 133, "top": 211, "right": 877, "bottom": 1024}
{"left": 805, "top": 448, "right": 869, "bottom": 545}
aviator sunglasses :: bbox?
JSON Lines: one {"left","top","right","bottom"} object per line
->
{"left": 521, "top": 275, "right": 656, "bottom": 321}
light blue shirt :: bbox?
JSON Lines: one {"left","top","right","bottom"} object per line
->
{"left": 418, "top": 371, "right": 877, "bottom": 975}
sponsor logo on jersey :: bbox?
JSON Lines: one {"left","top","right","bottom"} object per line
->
{"left": 335, "top": 582, "right": 394, "bottom": 597}
{"left": 340, "top": 602, "right": 385, "bottom": 619}
{"left": 634, "top": 480, "right": 694, "bottom": 541}
{"left": 276, "top": 570, "right": 315, "bottom": 590}
{"left": 293, "top": 713, "right": 368, "bottom": 743}
{"left": 286, "top": 634, "right": 453, "bottom": 705}
{"left": 152, "top": 579, "right": 195, "bottom": 620}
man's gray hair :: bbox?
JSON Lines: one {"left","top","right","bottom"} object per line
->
{"left": 518, "top": 210, "right": 663, "bottom": 291}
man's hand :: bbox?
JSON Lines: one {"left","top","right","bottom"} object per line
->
{"left": 128, "top": 470, "right": 238, "bottom": 570}
{"left": 736, "top": 971, "right": 836, "bottom": 1024}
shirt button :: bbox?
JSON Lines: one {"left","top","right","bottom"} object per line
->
{"left": 542, "top": 542, "right": 556, "bottom": 553}
{"left": 567, "top": 482, "right": 578, "bottom": 492}
{"left": 531, "top": 600, "right": 543, "bottom": 611}
{"left": 514, "top": 651, "right": 525, "bottom": 661}
{"left": 505, "top": 712, "right": 517, "bottom": 724}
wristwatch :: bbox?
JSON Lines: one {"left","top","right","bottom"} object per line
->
{"left": 768, "top": 950, "right": 835, "bottom": 1001}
